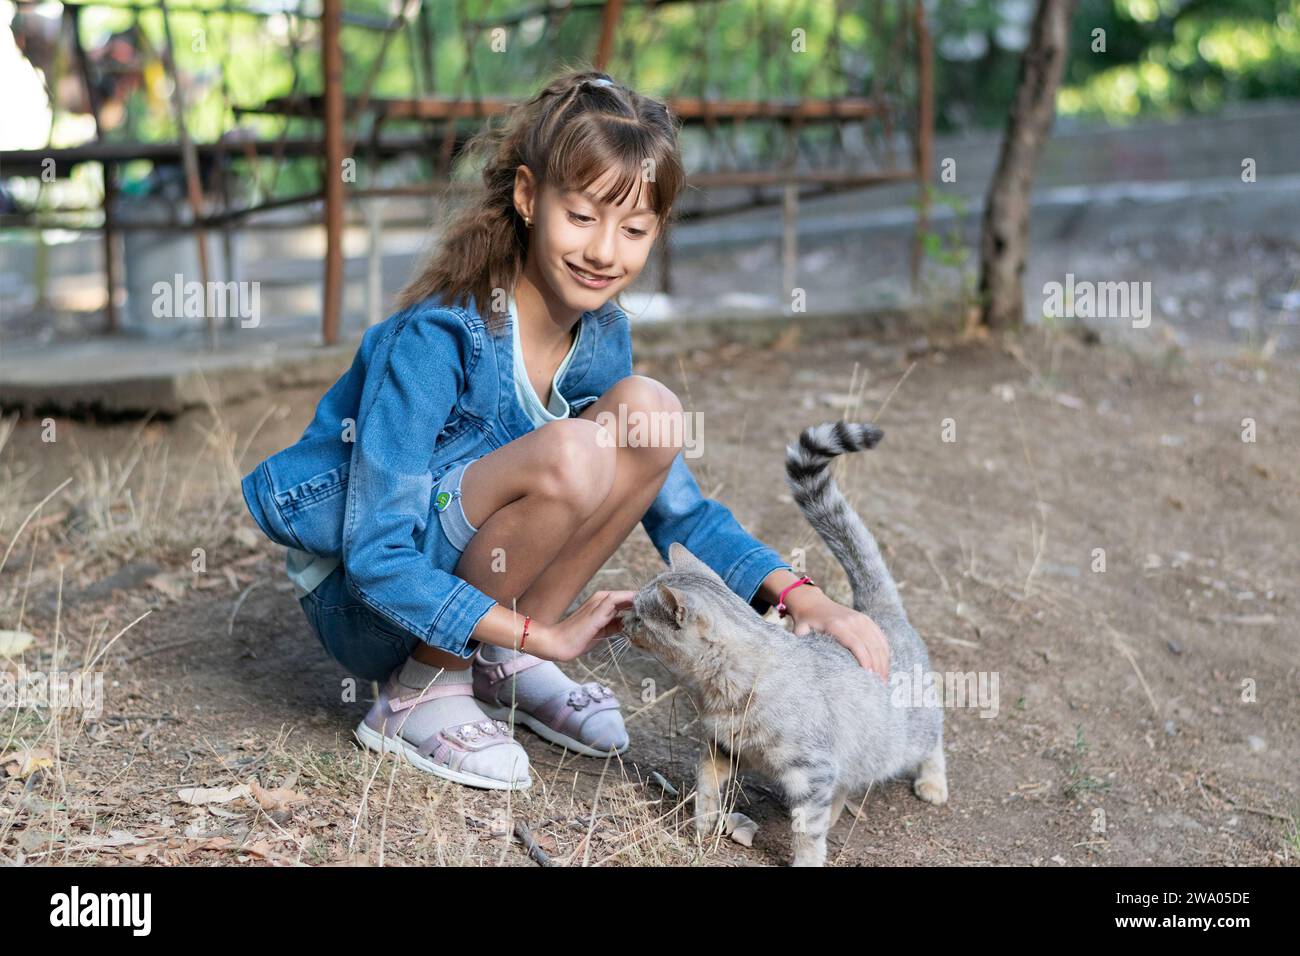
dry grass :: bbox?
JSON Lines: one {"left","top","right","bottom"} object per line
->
{"left": 0, "top": 395, "right": 749, "bottom": 867}
{"left": 3, "top": 327, "right": 1297, "bottom": 866}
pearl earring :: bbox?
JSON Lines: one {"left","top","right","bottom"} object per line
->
{"left": 524, "top": 216, "right": 532, "bottom": 228}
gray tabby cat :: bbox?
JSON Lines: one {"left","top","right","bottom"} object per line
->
{"left": 620, "top": 421, "right": 948, "bottom": 866}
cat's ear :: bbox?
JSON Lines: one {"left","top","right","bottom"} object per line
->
{"left": 668, "top": 542, "right": 714, "bottom": 578}
{"left": 656, "top": 581, "right": 691, "bottom": 629}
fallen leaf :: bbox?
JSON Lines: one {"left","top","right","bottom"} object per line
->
{"left": 176, "top": 784, "right": 252, "bottom": 806}
{"left": 232, "top": 526, "right": 261, "bottom": 549}
{"left": 119, "top": 844, "right": 160, "bottom": 862}
{"left": 68, "top": 830, "right": 146, "bottom": 849}
{"left": 249, "top": 780, "right": 307, "bottom": 812}
{"left": 145, "top": 573, "right": 187, "bottom": 601}
{"left": 237, "top": 839, "right": 299, "bottom": 865}
{"left": 0, "top": 630, "right": 36, "bottom": 658}
{"left": 187, "top": 836, "right": 233, "bottom": 854}
{"left": 2, "top": 747, "right": 54, "bottom": 778}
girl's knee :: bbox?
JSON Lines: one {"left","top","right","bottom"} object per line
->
{"left": 533, "top": 418, "right": 617, "bottom": 509}
{"left": 605, "top": 375, "right": 685, "bottom": 467}
{"left": 609, "top": 374, "right": 684, "bottom": 418}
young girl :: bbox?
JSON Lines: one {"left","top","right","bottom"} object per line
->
{"left": 241, "top": 69, "right": 890, "bottom": 792}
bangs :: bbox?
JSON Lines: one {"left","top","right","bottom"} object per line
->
{"left": 546, "top": 120, "right": 670, "bottom": 219}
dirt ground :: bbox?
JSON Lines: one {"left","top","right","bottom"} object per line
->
{"left": 2, "top": 319, "right": 1297, "bottom": 867}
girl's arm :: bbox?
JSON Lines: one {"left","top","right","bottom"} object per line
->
{"left": 468, "top": 591, "right": 635, "bottom": 661}
{"left": 601, "top": 308, "right": 792, "bottom": 611}
{"left": 640, "top": 450, "right": 794, "bottom": 614}
{"left": 642, "top": 453, "right": 890, "bottom": 679}
{"left": 340, "top": 305, "right": 500, "bottom": 658}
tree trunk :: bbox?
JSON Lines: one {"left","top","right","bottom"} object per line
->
{"left": 978, "top": 0, "right": 1078, "bottom": 330}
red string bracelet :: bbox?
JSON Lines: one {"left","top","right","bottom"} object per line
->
{"left": 776, "top": 576, "right": 816, "bottom": 618}
{"left": 519, "top": 614, "right": 531, "bottom": 652}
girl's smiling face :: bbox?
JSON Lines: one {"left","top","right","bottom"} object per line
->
{"left": 515, "top": 164, "right": 660, "bottom": 315}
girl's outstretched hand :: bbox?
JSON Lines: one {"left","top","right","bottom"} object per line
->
{"left": 528, "top": 590, "right": 637, "bottom": 662}
{"left": 787, "top": 592, "right": 891, "bottom": 681}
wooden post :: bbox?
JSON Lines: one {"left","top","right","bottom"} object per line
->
{"left": 782, "top": 180, "right": 798, "bottom": 312}
{"left": 323, "top": 0, "right": 345, "bottom": 346}
{"left": 910, "top": 0, "right": 934, "bottom": 293}
{"left": 68, "top": 6, "right": 119, "bottom": 333}
{"left": 658, "top": 222, "right": 673, "bottom": 296}
{"left": 365, "top": 198, "right": 386, "bottom": 327}
{"left": 159, "top": 0, "right": 214, "bottom": 347}
{"left": 594, "top": 0, "right": 624, "bottom": 71}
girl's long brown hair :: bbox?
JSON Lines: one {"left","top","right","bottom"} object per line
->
{"left": 395, "top": 65, "right": 686, "bottom": 335}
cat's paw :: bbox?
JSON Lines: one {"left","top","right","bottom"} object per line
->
{"left": 913, "top": 775, "right": 948, "bottom": 805}
{"left": 694, "top": 801, "right": 723, "bottom": 837}
{"left": 723, "top": 811, "right": 758, "bottom": 847}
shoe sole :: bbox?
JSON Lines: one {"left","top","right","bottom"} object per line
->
{"left": 479, "top": 701, "right": 630, "bottom": 759}
{"left": 354, "top": 720, "right": 532, "bottom": 791}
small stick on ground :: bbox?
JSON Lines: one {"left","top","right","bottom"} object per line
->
{"left": 513, "top": 819, "right": 554, "bottom": 867}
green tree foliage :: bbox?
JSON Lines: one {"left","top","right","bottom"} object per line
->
{"left": 930, "top": 0, "right": 1299, "bottom": 127}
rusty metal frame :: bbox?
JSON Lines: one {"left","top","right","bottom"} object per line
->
{"left": 2, "top": 0, "right": 934, "bottom": 347}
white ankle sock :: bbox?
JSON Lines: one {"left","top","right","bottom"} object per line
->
{"left": 393, "top": 657, "right": 529, "bottom": 783}
{"left": 477, "top": 645, "right": 627, "bottom": 752}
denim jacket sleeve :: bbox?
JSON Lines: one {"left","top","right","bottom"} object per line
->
{"left": 641, "top": 453, "right": 794, "bottom": 616}
{"left": 342, "top": 305, "right": 497, "bottom": 658}
{"left": 602, "top": 311, "right": 792, "bottom": 615}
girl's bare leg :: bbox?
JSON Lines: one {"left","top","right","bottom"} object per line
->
{"left": 409, "top": 376, "right": 683, "bottom": 669}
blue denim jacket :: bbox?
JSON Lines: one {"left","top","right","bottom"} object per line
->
{"left": 240, "top": 294, "right": 792, "bottom": 657}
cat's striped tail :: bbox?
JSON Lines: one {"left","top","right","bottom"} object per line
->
{"left": 783, "top": 422, "right": 902, "bottom": 621}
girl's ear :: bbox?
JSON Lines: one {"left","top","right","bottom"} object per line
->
{"left": 513, "top": 164, "right": 538, "bottom": 223}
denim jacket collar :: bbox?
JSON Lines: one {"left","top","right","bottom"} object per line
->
{"left": 489, "top": 304, "right": 600, "bottom": 445}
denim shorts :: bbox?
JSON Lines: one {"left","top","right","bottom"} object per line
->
{"left": 298, "top": 455, "right": 484, "bottom": 680}
{"left": 431, "top": 457, "right": 481, "bottom": 553}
